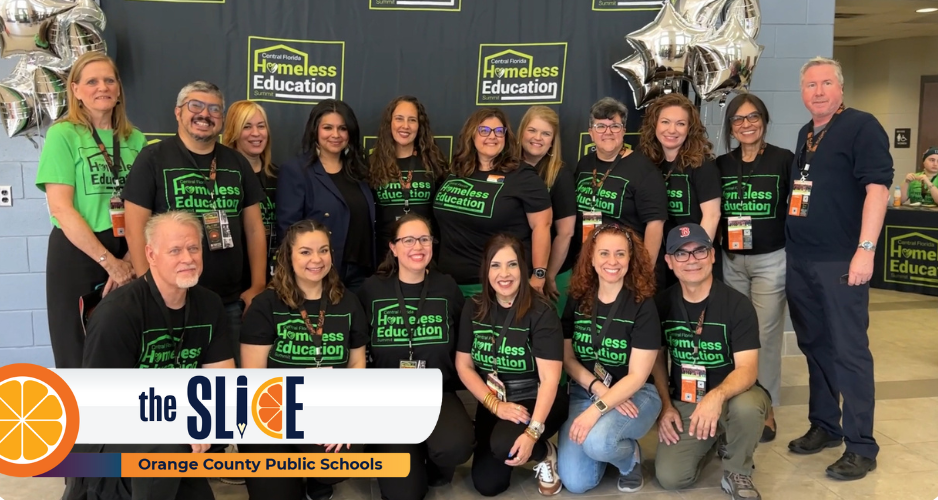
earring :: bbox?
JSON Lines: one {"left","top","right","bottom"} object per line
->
{"left": 315, "top": 145, "right": 321, "bottom": 156}
{"left": 78, "top": 100, "right": 84, "bottom": 108}
{"left": 344, "top": 146, "right": 350, "bottom": 155}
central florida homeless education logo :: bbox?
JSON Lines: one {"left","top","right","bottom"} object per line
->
{"left": 248, "top": 36, "right": 345, "bottom": 105}
{"left": 884, "top": 226, "right": 938, "bottom": 288}
{"left": 369, "top": 0, "right": 461, "bottom": 10}
{"left": 476, "top": 43, "right": 567, "bottom": 105}
{"left": 0, "top": 364, "right": 79, "bottom": 478}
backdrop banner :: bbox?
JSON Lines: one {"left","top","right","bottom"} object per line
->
{"left": 100, "top": 0, "right": 661, "bottom": 166}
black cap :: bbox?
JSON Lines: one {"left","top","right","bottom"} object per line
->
{"left": 924, "top": 146, "right": 938, "bottom": 162}
{"left": 666, "top": 223, "right": 712, "bottom": 255}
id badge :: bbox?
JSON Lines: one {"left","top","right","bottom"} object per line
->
{"left": 486, "top": 372, "right": 507, "bottom": 402}
{"left": 202, "top": 211, "right": 224, "bottom": 251}
{"left": 680, "top": 364, "right": 707, "bottom": 403}
{"left": 487, "top": 174, "right": 505, "bottom": 183}
{"left": 593, "top": 362, "right": 613, "bottom": 387}
{"left": 582, "top": 211, "right": 602, "bottom": 243}
{"left": 726, "top": 216, "right": 753, "bottom": 250}
{"left": 399, "top": 359, "right": 426, "bottom": 369}
{"left": 217, "top": 211, "right": 235, "bottom": 249}
{"left": 789, "top": 180, "right": 813, "bottom": 217}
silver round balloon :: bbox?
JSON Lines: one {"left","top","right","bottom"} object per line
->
{"left": 0, "top": 0, "right": 77, "bottom": 60}
{"left": 688, "top": 16, "right": 764, "bottom": 101}
{"left": 34, "top": 66, "right": 67, "bottom": 121}
{"left": 725, "top": 0, "right": 761, "bottom": 39}
{"left": 626, "top": 1, "right": 707, "bottom": 84}
{"left": 0, "top": 59, "right": 39, "bottom": 137}
{"left": 674, "top": 0, "right": 726, "bottom": 30}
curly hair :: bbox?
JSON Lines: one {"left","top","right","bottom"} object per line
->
{"left": 449, "top": 108, "right": 520, "bottom": 178}
{"left": 368, "top": 96, "right": 448, "bottom": 187}
{"left": 271, "top": 219, "right": 345, "bottom": 309}
{"left": 568, "top": 224, "right": 656, "bottom": 316}
{"left": 639, "top": 94, "right": 713, "bottom": 170}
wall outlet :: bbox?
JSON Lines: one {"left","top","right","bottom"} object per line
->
{"left": 0, "top": 185, "right": 12, "bottom": 207}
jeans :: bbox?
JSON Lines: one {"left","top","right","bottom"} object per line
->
{"left": 722, "top": 248, "right": 787, "bottom": 406}
{"left": 224, "top": 301, "right": 243, "bottom": 368}
{"left": 557, "top": 383, "right": 661, "bottom": 494}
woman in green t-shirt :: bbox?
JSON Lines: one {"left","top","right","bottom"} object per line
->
{"left": 35, "top": 52, "right": 148, "bottom": 369}
{"left": 901, "top": 147, "right": 938, "bottom": 206}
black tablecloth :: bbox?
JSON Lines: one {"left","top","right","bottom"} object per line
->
{"left": 871, "top": 206, "right": 938, "bottom": 297}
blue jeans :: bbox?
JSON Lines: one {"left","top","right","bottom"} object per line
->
{"left": 225, "top": 301, "right": 243, "bottom": 367}
{"left": 557, "top": 383, "right": 661, "bottom": 494}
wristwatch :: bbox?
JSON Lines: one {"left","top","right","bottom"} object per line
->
{"left": 528, "top": 420, "right": 545, "bottom": 435}
{"left": 858, "top": 241, "right": 876, "bottom": 252}
{"left": 593, "top": 399, "right": 609, "bottom": 415}
{"left": 533, "top": 268, "right": 547, "bottom": 279}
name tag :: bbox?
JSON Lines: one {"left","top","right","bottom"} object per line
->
{"left": 789, "top": 180, "right": 813, "bottom": 217}
{"left": 582, "top": 211, "right": 602, "bottom": 243}
{"left": 680, "top": 364, "right": 707, "bottom": 403}
{"left": 726, "top": 216, "right": 753, "bottom": 250}
{"left": 593, "top": 362, "right": 613, "bottom": 388}
{"left": 399, "top": 359, "right": 426, "bottom": 369}
{"left": 487, "top": 372, "right": 507, "bottom": 402}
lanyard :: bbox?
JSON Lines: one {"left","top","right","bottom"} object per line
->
{"left": 590, "top": 288, "right": 625, "bottom": 360}
{"left": 590, "top": 153, "right": 626, "bottom": 210}
{"left": 732, "top": 145, "right": 765, "bottom": 206}
{"left": 393, "top": 275, "right": 430, "bottom": 361}
{"left": 488, "top": 303, "right": 517, "bottom": 376}
{"left": 90, "top": 129, "right": 121, "bottom": 194}
{"left": 675, "top": 292, "right": 707, "bottom": 363}
{"left": 662, "top": 160, "right": 680, "bottom": 182}
{"left": 144, "top": 270, "right": 190, "bottom": 367}
{"left": 399, "top": 168, "right": 413, "bottom": 214}
{"left": 299, "top": 300, "right": 328, "bottom": 368}
{"left": 800, "top": 104, "right": 845, "bottom": 180}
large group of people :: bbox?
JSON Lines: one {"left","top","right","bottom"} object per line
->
{"left": 42, "top": 50, "right": 901, "bottom": 500}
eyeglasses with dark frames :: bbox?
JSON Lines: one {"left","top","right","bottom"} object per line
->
{"left": 671, "top": 246, "right": 711, "bottom": 262}
{"left": 393, "top": 235, "right": 436, "bottom": 248}
{"left": 729, "top": 112, "right": 762, "bottom": 126}
{"left": 477, "top": 126, "right": 506, "bottom": 138}
{"left": 180, "top": 99, "right": 223, "bottom": 117}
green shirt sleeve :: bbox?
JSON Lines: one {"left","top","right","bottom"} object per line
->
{"left": 35, "top": 122, "right": 79, "bottom": 192}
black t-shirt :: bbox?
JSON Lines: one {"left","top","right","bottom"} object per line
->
{"left": 373, "top": 155, "right": 438, "bottom": 253}
{"left": 716, "top": 144, "right": 794, "bottom": 255}
{"left": 562, "top": 289, "right": 661, "bottom": 383}
{"left": 525, "top": 159, "right": 578, "bottom": 274}
{"left": 122, "top": 136, "right": 265, "bottom": 304}
{"left": 82, "top": 278, "right": 234, "bottom": 369}
{"left": 433, "top": 165, "right": 552, "bottom": 284}
{"left": 456, "top": 297, "right": 563, "bottom": 382}
{"left": 661, "top": 158, "right": 723, "bottom": 229}
{"left": 357, "top": 271, "right": 465, "bottom": 389}
{"left": 329, "top": 171, "right": 374, "bottom": 268}
{"left": 655, "top": 280, "right": 760, "bottom": 399}
{"left": 241, "top": 288, "right": 370, "bottom": 368}
{"left": 242, "top": 168, "right": 279, "bottom": 289}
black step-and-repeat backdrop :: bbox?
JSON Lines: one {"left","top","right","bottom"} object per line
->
{"left": 101, "top": 0, "right": 660, "bottom": 167}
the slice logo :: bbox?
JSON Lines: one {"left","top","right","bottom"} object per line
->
{"left": 592, "top": 0, "right": 665, "bottom": 11}
{"left": 577, "top": 132, "right": 639, "bottom": 159}
{"left": 248, "top": 36, "right": 345, "bottom": 105}
{"left": 0, "top": 364, "right": 79, "bottom": 478}
{"left": 363, "top": 136, "right": 454, "bottom": 162}
{"left": 252, "top": 377, "right": 285, "bottom": 439}
{"left": 476, "top": 43, "right": 567, "bottom": 105}
{"left": 369, "top": 0, "right": 460, "bottom": 11}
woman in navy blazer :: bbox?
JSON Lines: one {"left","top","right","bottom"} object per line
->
{"left": 277, "top": 99, "right": 376, "bottom": 292}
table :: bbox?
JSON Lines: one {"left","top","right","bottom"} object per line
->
{"left": 871, "top": 206, "right": 938, "bottom": 297}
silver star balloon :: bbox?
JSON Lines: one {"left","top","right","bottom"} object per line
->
{"left": 0, "top": 59, "right": 39, "bottom": 137}
{"left": 725, "top": 0, "right": 761, "bottom": 39}
{"left": 0, "top": 0, "right": 77, "bottom": 60}
{"left": 688, "top": 15, "right": 764, "bottom": 102}
{"left": 674, "top": 0, "right": 726, "bottom": 30}
{"left": 626, "top": 1, "right": 707, "bottom": 85}
{"left": 34, "top": 65, "right": 67, "bottom": 120}
{"left": 613, "top": 53, "right": 682, "bottom": 109}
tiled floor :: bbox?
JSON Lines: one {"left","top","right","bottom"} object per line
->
{"left": 3, "top": 288, "right": 938, "bottom": 500}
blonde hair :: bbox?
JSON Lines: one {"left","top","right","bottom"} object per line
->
{"left": 58, "top": 52, "right": 135, "bottom": 139}
{"left": 222, "top": 100, "right": 275, "bottom": 177}
{"left": 144, "top": 211, "right": 204, "bottom": 245}
{"left": 517, "top": 106, "right": 564, "bottom": 189}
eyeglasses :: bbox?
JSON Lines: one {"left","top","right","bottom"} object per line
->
{"left": 591, "top": 123, "right": 625, "bottom": 134}
{"left": 180, "top": 99, "right": 223, "bottom": 117}
{"left": 671, "top": 246, "right": 711, "bottom": 262}
{"left": 729, "top": 112, "right": 762, "bottom": 126}
{"left": 477, "top": 126, "right": 506, "bottom": 138}
{"left": 394, "top": 235, "right": 435, "bottom": 248}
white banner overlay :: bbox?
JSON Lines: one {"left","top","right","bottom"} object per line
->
{"left": 54, "top": 369, "right": 442, "bottom": 445}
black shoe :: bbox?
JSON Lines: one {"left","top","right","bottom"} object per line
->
{"left": 826, "top": 452, "right": 876, "bottom": 481}
{"left": 788, "top": 425, "right": 842, "bottom": 455}
{"left": 760, "top": 423, "right": 777, "bottom": 443}
{"left": 426, "top": 462, "right": 453, "bottom": 488}
{"left": 305, "top": 483, "right": 334, "bottom": 500}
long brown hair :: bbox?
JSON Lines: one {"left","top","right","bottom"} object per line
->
{"left": 473, "top": 233, "right": 550, "bottom": 322}
{"left": 449, "top": 108, "right": 520, "bottom": 178}
{"left": 639, "top": 94, "right": 713, "bottom": 170}
{"left": 374, "top": 213, "right": 433, "bottom": 278}
{"left": 517, "top": 105, "right": 564, "bottom": 189}
{"left": 368, "top": 96, "right": 447, "bottom": 187}
{"left": 58, "top": 52, "right": 135, "bottom": 140}
{"left": 222, "top": 100, "right": 276, "bottom": 178}
{"left": 271, "top": 220, "right": 344, "bottom": 309}
{"left": 568, "top": 224, "right": 656, "bottom": 316}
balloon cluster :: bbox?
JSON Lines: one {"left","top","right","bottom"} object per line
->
{"left": 613, "top": 0, "right": 762, "bottom": 109}
{"left": 0, "top": 0, "right": 107, "bottom": 139}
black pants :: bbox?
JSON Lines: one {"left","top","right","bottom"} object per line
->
{"left": 786, "top": 257, "right": 879, "bottom": 459}
{"left": 62, "top": 444, "right": 213, "bottom": 500}
{"left": 239, "top": 442, "right": 366, "bottom": 499}
{"left": 471, "top": 389, "right": 569, "bottom": 497}
{"left": 47, "top": 227, "right": 126, "bottom": 368}
{"left": 369, "top": 392, "right": 474, "bottom": 500}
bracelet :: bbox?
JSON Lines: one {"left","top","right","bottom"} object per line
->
{"left": 587, "top": 378, "right": 601, "bottom": 396}
{"left": 523, "top": 427, "right": 539, "bottom": 441}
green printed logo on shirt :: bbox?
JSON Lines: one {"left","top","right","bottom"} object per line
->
{"left": 371, "top": 298, "right": 450, "bottom": 346}
{"left": 662, "top": 320, "right": 731, "bottom": 368}
{"left": 259, "top": 193, "right": 276, "bottom": 232}
{"left": 375, "top": 176, "right": 434, "bottom": 207}
{"left": 138, "top": 324, "right": 213, "bottom": 369}
{"left": 164, "top": 168, "right": 244, "bottom": 215}
{"left": 666, "top": 174, "right": 691, "bottom": 217}
{"left": 434, "top": 177, "right": 503, "bottom": 218}
{"left": 470, "top": 322, "right": 533, "bottom": 373}
{"left": 270, "top": 312, "right": 352, "bottom": 367}
{"left": 572, "top": 314, "right": 633, "bottom": 366}
{"left": 575, "top": 172, "right": 630, "bottom": 219}
{"left": 80, "top": 146, "right": 129, "bottom": 197}
{"left": 721, "top": 175, "right": 780, "bottom": 218}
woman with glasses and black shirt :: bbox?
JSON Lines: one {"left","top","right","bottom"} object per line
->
{"left": 358, "top": 213, "right": 473, "bottom": 500}
{"left": 433, "top": 108, "right": 553, "bottom": 298}
{"left": 456, "top": 234, "right": 567, "bottom": 497}
{"left": 716, "top": 94, "right": 793, "bottom": 443}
